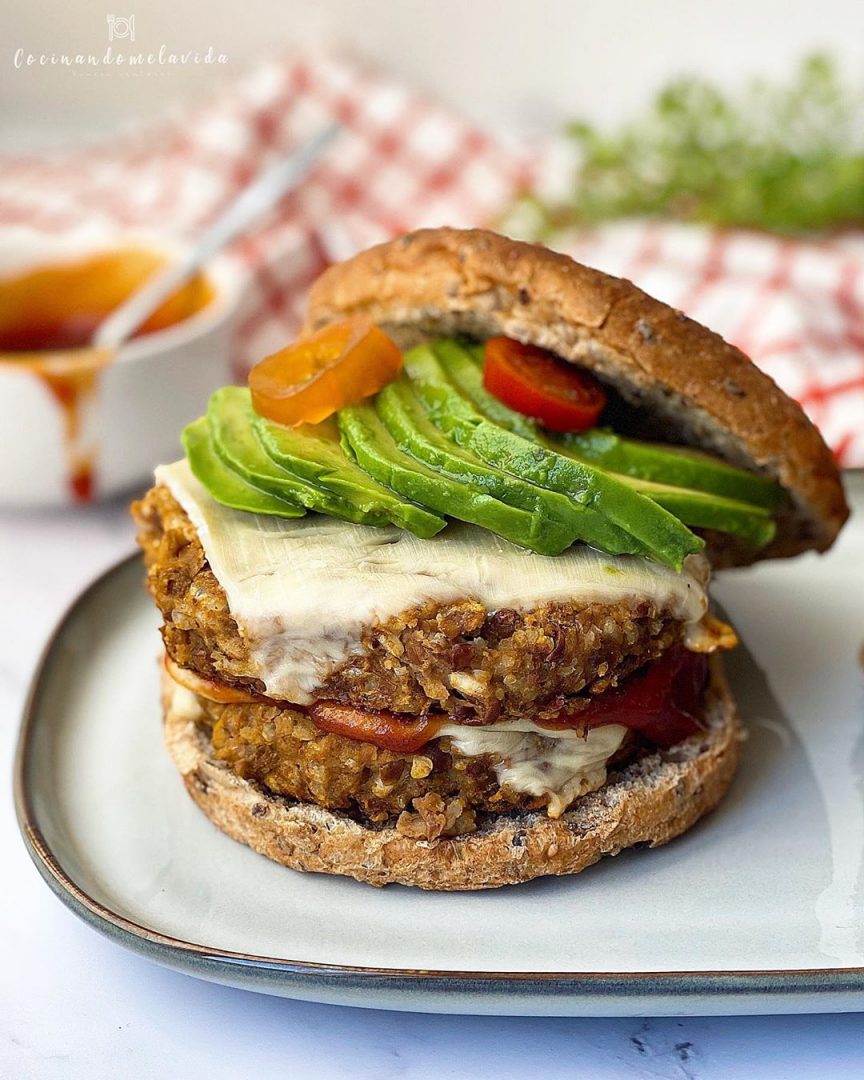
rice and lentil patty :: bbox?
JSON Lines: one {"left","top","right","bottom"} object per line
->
{"left": 136, "top": 483, "right": 701, "bottom": 837}
{"left": 133, "top": 484, "right": 687, "bottom": 726}
{"left": 177, "top": 682, "right": 640, "bottom": 839}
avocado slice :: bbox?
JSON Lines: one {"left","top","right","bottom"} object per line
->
{"left": 253, "top": 413, "right": 445, "bottom": 539}
{"left": 448, "top": 339, "right": 782, "bottom": 509}
{"left": 338, "top": 403, "right": 574, "bottom": 555}
{"left": 613, "top": 475, "right": 776, "bottom": 547}
{"left": 438, "top": 338, "right": 539, "bottom": 440}
{"left": 405, "top": 344, "right": 703, "bottom": 570}
{"left": 560, "top": 429, "right": 784, "bottom": 510}
{"left": 376, "top": 376, "right": 644, "bottom": 556}
{"left": 208, "top": 387, "right": 395, "bottom": 527}
{"left": 436, "top": 339, "right": 777, "bottom": 547}
{"left": 182, "top": 417, "right": 306, "bottom": 519}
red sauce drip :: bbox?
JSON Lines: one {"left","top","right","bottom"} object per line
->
{"left": 34, "top": 353, "right": 111, "bottom": 503}
{"left": 69, "top": 461, "right": 94, "bottom": 503}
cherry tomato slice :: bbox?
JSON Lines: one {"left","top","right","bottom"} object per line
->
{"left": 483, "top": 336, "right": 607, "bottom": 432}
{"left": 249, "top": 316, "right": 403, "bottom": 427}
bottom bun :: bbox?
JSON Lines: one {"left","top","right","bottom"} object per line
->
{"left": 162, "top": 657, "right": 741, "bottom": 891}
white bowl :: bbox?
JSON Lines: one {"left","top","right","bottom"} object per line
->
{"left": 0, "top": 229, "right": 246, "bottom": 507}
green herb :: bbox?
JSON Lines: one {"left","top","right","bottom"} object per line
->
{"left": 507, "top": 55, "right": 864, "bottom": 236}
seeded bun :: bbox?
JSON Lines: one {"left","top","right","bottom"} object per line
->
{"left": 305, "top": 228, "right": 848, "bottom": 564}
{"left": 162, "top": 657, "right": 739, "bottom": 891}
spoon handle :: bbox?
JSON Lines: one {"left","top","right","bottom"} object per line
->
{"left": 95, "top": 123, "right": 340, "bottom": 352}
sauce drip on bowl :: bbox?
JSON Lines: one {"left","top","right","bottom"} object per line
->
{"left": 0, "top": 247, "right": 215, "bottom": 502}
{"left": 27, "top": 348, "right": 114, "bottom": 502}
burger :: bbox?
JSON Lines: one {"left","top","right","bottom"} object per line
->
{"left": 132, "top": 228, "right": 848, "bottom": 890}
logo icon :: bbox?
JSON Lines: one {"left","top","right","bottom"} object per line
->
{"left": 106, "top": 14, "right": 135, "bottom": 42}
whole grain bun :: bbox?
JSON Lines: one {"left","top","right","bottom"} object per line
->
{"left": 162, "top": 657, "right": 740, "bottom": 891}
{"left": 305, "top": 228, "right": 848, "bottom": 564}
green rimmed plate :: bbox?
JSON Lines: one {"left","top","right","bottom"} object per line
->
{"left": 14, "top": 474, "right": 864, "bottom": 1015}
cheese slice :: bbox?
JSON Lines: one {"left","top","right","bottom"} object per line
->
{"left": 157, "top": 459, "right": 710, "bottom": 705}
{"left": 439, "top": 720, "right": 628, "bottom": 817}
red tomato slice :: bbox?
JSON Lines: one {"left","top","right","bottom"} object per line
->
{"left": 483, "top": 336, "right": 607, "bottom": 432}
{"left": 538, "top": 646, "right": 709, "bottom": 748}
{"left": 310, "top": 701, "right": 443, "bottom": 753}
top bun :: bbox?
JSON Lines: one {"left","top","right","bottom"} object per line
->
{"left": 305, "top": 228, "right": 848, "bottom": 563}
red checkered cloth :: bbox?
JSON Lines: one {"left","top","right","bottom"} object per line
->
{"left": 0, "top": 51, "right": 861, "bottom": 465}
{"left": 0, "top": 50, "right": 534, "bottom": 371}
{"left": 552, "top": 222, "right": 864, "bottom": 468}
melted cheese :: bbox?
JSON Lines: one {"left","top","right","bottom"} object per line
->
{"left": 157, "top": 459, "right": 710, "bottom": 705}
{"left": 440, "top": 721, "right": 627, "bottom": 817}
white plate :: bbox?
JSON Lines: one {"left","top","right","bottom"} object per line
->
{"left": 15, "top": 474, "right": 864, "bottom": 1016}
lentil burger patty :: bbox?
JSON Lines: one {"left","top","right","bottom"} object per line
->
{"left": 134, "top": 484, "right": 689, "bottom": 726}
{"left": 195, "top": 687, "right": 577, "bottom": 838}
{"left": 172, "top": 680, "right": 641, "bottom": 839}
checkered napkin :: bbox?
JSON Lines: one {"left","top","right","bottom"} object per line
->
{"left": 0, "top": 50, "right": 532, "bottom": 372}
{"left": 553, "top": 222, "right": 864, "bottom": 467}
{"left": 0, "top": 51, "right": 860, "bottom": 466}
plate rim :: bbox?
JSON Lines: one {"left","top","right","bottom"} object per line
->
{"left": 14, "top": 486, "right": 864, "bottom": 1003}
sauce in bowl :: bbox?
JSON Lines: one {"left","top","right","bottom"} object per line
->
{"left": 0, "top": 246, "right": 216, "bottom": 502}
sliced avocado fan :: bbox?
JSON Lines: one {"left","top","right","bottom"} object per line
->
{"left": 182, "top": 338, "right": 781, "bottom": 566}
{"left": 338, "top": 402, "right": 573, "bottom": 556}
{"left": 375, "top": 376, "right": 645, "bottom": 556}
{"left": 253, "top": 410, "right": 445, "bottom": 538}
{"left": 561, "top": 429, "right": 784, "bottom": 511}
{"left": 182, "top": 417, "right": 305, "bottom": 519}
{"left": 454, "top": 339, "right": 782, "bottom": 509}
{"left": 206, "top": 387, "right": 446, "bottom": 537}
{"left": 403, "top": 343, "right": 704, "bottom": 570}
{"left": 436, "top": 339, "right": 778, "bottom": 548}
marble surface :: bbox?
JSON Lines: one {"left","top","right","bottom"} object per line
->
{"left": 3, "top": 495, "right": 864, "bottom": 1079}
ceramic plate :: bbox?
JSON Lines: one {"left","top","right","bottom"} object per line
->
{"left": 15, "top": 474, "right": 864, "bottom": 1016}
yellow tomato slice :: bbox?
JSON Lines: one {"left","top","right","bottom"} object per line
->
{"left": 249, "top": 316, "right": 403, "bottom": 427}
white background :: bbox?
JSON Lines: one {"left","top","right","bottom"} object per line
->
{"left": 3, "top": 0, "right": 864, "bottom": 148}
{"left": 3, "top": 1, "right": 864, "bottom": 1076}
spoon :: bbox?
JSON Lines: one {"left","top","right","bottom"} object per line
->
{"left": 94, "top": 123, "right": 341, "bottom": 353}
